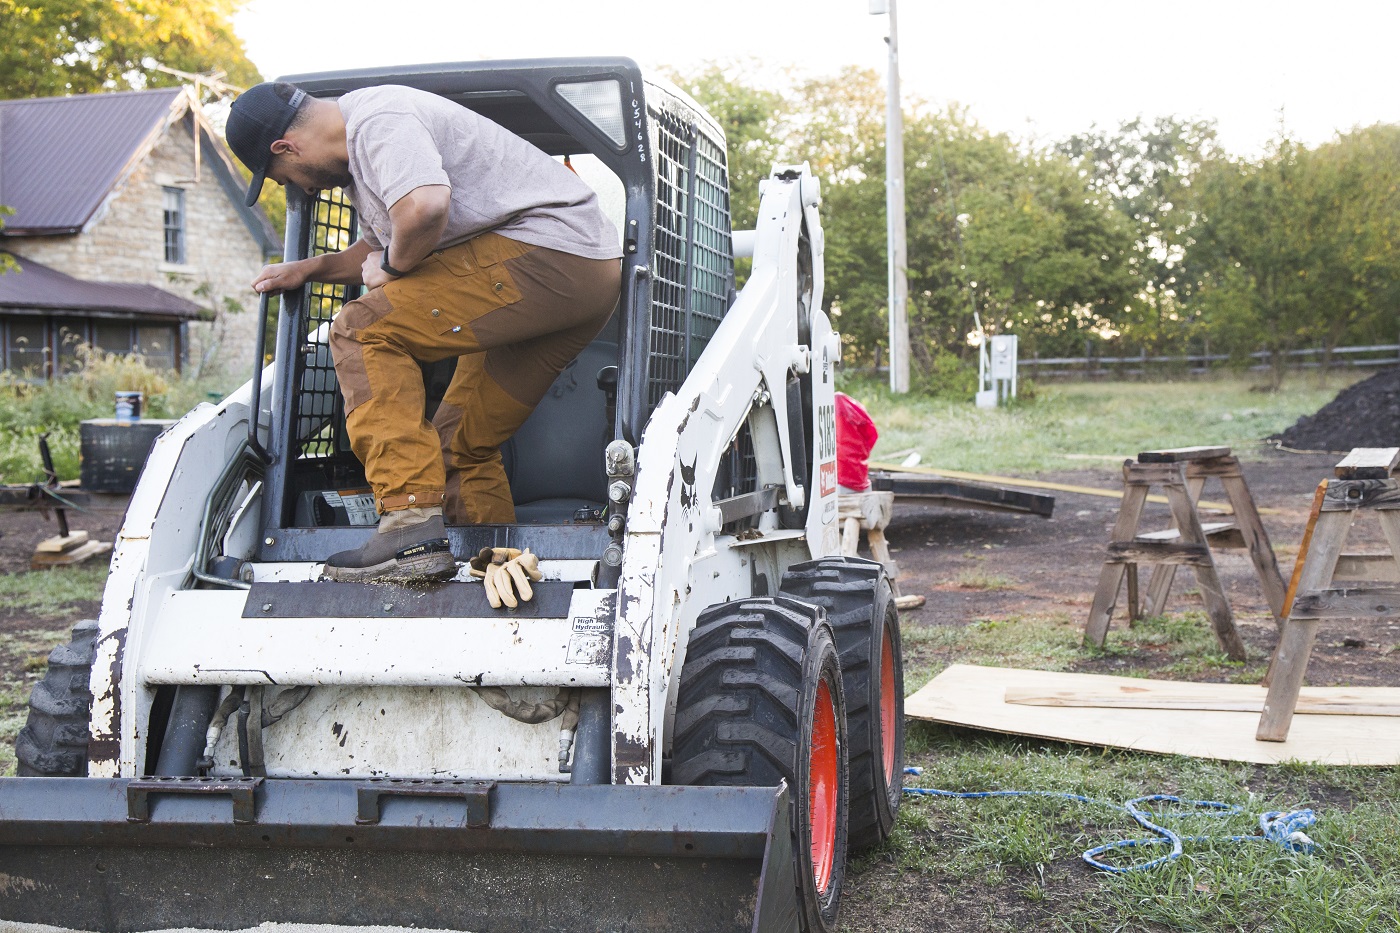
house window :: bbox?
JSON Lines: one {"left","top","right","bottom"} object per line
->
{"left": 135, "top": 324, "right": 177, "bottom": 370}
{"left": 94, "top": 321, "right": 135, "bottom": 356}
{"left": 5, "top": 318, "right": 48, "bottom": 379}
{"left": 163, "top": 187, "right": 186, "bottom": 264}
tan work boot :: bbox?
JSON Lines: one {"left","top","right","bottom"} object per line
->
{"left": 322, "top": 506, "right": 456, "bottom": 583}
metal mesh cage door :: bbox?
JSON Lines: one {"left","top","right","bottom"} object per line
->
{"left": 642, "top": 109, "right": 735, "bottom": 415}
{"left": 294, "top": 189, "right": 360, "bottom": 461}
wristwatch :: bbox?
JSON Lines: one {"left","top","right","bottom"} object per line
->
{"left": 380, "top": 247, "right": 408, "bottom": 278}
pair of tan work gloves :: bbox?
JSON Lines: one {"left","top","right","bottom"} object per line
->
{"left": 468, "top": 547, "right": 543, "bottom": 609}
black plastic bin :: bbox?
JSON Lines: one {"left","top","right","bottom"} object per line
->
{"left": 79, "top": 419, "right": 176, "bottom": 494}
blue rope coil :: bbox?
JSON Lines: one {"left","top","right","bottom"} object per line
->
{"left": 902, "top": 767, "right": 1317, "bottom": 874}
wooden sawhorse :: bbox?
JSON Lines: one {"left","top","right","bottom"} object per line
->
{"left": 838, "top": 491, "right": 926, "bottom": 610}
{"left": 1083, "top": 446, "right": 1286, "bottom": 662}
{"left": 1257, "top": 447, "right": 1400, "bottom": 741}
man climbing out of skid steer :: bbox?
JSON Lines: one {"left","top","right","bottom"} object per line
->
{"left": 227, "top": 81, "right": 622, "bottom": 592}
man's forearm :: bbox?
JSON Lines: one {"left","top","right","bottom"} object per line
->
{"left": 310, "top": 239, "right": 374, "bottom": 285}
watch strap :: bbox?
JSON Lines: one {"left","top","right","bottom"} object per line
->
{"left": 380, "top": 248, "right": 407, "bottom": 278}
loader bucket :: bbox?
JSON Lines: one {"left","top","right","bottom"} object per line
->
{"left": 0, "top": 777, "right": 799, "bottom": 933}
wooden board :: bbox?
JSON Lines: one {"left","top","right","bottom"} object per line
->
{"left": 905, "top": 665, "right": 1400, "bottom": 765}
{"left": 30, "top": 539, "right": 111, "bottom": 569}
{"left": 1335, "top": 447, "right": 1400, "bottom": 480}
{"left": 1005, "top": 685, "right": 1400, "bottom": 717}
{"left": 866, "top": 460, "right": 1263, "bottom": 515}
{"left": 1335, "top": 553, "right": 1400, "bottom": 583}
{"left": 33, "top": 530, "right": 89, "bottom": 553}
{"left": 1137, "top": 446, "right": 1232, "bottom": 462}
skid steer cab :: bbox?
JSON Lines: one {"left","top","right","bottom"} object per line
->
{"left": 2, "top": 58, "right": 905, "bottom": 933}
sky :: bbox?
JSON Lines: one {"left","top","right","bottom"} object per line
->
{"left": 235, "top": 0, "right": 1400, "bottom": 157}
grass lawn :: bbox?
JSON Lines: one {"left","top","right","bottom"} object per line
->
{"left": 840, "top": 373, "right": 1359, "bottom": 474}
{"left": 861, "top": 610, "right": 1400, "bottom": 931}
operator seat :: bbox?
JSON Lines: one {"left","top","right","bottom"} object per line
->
{"left": 500, "top": 311, "right": 618, "bottom": 523}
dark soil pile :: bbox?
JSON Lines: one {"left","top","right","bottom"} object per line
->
{"left": 1272, "top": 366, "right": 1400, "bottom": 451}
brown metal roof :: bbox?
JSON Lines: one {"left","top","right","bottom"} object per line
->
{"left": 0, "top": 89, "right": 183, "bottom": 235}
{"left": 0, "top": 253, "right": 204, "bottom": 320}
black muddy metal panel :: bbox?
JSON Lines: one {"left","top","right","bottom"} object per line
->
{"left": 262, "top": 523, "right": 610, "bottom": 561}
{"left": 242, "top": 580, "right": 577, "bottom": 619}
{"left": 0, "top": 778, "right": 796, "bottom": 933}
{"left": 870, "top": 471, "right": 1055, "bottom": 517}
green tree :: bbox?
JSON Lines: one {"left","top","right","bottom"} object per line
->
{"left": 0, "top": 0, "right": 261, "bottom": 99}
{"left": 1184, "top": 138, "right": 1322, "bottom": 386}
{"left": 668, "top": 62, "right": 784, "bottom": 232}
{"left": 1182, "top": 124, "right": 1400, "bottom": 384}
{"left": 1059, "top": 117, "right": 1221, "bottom": 352}
{"left": 1303, "top": 125, "right": 1400, "bottom": 356}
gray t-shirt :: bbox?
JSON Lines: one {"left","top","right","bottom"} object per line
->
{"left": 338, "top": 86, "right": 621, "bottom": 260}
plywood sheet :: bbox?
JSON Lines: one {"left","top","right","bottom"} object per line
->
{"left": 906, "top": 665, "right": 1400, "bottom": 765}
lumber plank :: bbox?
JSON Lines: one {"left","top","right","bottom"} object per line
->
{"left": 906, "top": 665, "right": 1400, "bottom": 766}
{"left": 1005, "top": 688, "right": 1400, "bottom": 717}
{"left": 870, "top": 473, "right": 1056, "bottom": 517}
{"left": 1322, "top": 478, "right": 1400, "bottom": 512}
{"left": 1258, "top": 509, "right": 1353, "bottom": 741}
{"left": 1334, "top": 447, "right": 1400, "bottom": 480}
{"left": 30, "top": 539, "right": 111, "bottom": 569}
{"left": 1106, "top": 541, "right": 1213, "bottom": 565}
{"left": 1144, "top": 475, "right": 1208, "bottom": 616}
{"left": 1135, "top": 522, "right": 1239, "bottom": 543}
{"left": 1221, "top": 471, "right": 1288, "bottom": 624}
{"left": 1167, "top": 480, "right": 1246, "bottom": 660}
{"left": 33, "top": 530, "right": 90, "bottom": 553}
{"left": 1185, "top": 459, "right": 1245, "bottom": 479}
{"left": 1333, "top": 554, "right": 1400, "bottom": 583}
{"left": 1379, "top": 511, "right": 1400, "bottom": 566}
{"left": 1084, "top": 484, "right": 1150, "bottom": 647}
{"left": 865, "top": 460, "right": 1260, "bottom": 515}
{"left": 1138, "top": 446, "right": 1233, "bottom": 463}
{"left": 840, "top": 516, "right": 860, "bottom": 557}
{"left": 1289, "top": 586, "right": 1400, "bottom": 620}
{"left": 1123, "top": 462, "right": 1189, "bottom": 486}
{"left": 1126, "top": 564, "right": 1139, "bottom": 623}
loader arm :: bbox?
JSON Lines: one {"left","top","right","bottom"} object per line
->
{"left": 613, "top": 165, "right": 839, "bottom": 784}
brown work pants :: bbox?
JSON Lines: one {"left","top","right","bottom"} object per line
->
{"left": 329, "top": 233, "right": 620, "bottom": 523}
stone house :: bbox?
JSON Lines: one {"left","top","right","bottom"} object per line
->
{"left": 0, "top": 87, "right": 280, "bottom": 380}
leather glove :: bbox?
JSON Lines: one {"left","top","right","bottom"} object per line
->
{"left": 469, "top": 547, "right": 543, "bottom": 609}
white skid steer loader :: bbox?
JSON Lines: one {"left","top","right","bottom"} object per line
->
{"left": 1, "top": 58, "right": 904, "bottom": 933}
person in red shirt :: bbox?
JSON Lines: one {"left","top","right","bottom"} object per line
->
{"left": 835, "top": 392, "right": 879, "bottom": 493}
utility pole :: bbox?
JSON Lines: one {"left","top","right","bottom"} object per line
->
{"left": 870, "top": 0, "right": 910, "bottom": 393}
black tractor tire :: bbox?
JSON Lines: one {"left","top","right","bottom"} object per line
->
{"left": 672, "top": 598, "right": 849, "bottom": 933}
{"left": 780, "top": 557, "right": 904, "bottom": 850}
{"left": 15, "top": 618, "right": 98, "bottom": 777}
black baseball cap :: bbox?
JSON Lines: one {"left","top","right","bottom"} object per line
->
{"left": 227, "top": 82, "right": 308, "bottom": 206}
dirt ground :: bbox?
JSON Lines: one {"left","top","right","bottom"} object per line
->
{"left": 2, "top": 448, "right": 1397, "bottom": 932}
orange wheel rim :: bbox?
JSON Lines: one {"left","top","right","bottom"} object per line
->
{"left": 809, "top": 678, "right": 839, "bottom": 894}
{"left": 880, "top": 625, "right": 897, "bottom": 784}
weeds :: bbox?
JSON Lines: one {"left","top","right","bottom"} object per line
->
{"left": 0, "top": 346, "right": 236, "bottom": 481}
{"left": 0, "top": 566, "right": 107, "bottom": 620}
{"left": 950, "top": 568, "right": 1017, "bottom": 591}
